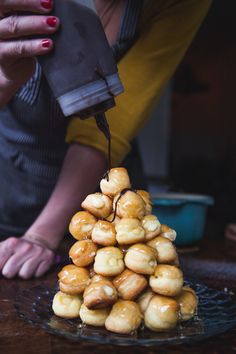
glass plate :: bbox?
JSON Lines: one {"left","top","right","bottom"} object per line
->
{"left": 15, "top": 282, "right": 236, "bottom": 347}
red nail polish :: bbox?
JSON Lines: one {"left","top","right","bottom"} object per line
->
{"left": 46, "top": 17, "right": 57, "bottom": 27}
{"left": 41, "top": 0, "right": 52, "bottom": 9}
{"left": 42, "top": 39, "right": 51, "bottom": 48}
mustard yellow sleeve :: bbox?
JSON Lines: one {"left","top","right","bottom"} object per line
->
{"left": 66, "top": 0, "right": 212, "bottom": 166}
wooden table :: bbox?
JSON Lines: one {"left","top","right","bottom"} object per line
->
{"left": 1, "top": 237, "right": 236, "bottom": 354}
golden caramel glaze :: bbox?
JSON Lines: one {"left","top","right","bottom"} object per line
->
{"left": 159, "top": 224, "right": 177, "bottom": 242}
{"left": 88, "top": 266, "right": 96, "bottom": 278}
{"left": 147, "top": 236, "right": 178, "bottom": 264}
{"left": 105, "top": 300, "right": 143, "bottom": 334}
{"left": 113, "top": 191, "right": 146, "bottom": 220}
{"left": 83, "top": 279, "right": 117, "bottom": 309}
{"left": 90, "top": 274, "right": 113, "bottom": 283}
{"left": 52, "top": 291, "right": 82, "bottom": 319}
{"left": 69, "top": 240, "right": 98, "bottom": 267}
{"left": 113, "top": 269, "right": 147, "bottom": 300}
{"left": 91, "top": 220, "right": 116, "bottom": 246}
{"left": 100, "top": 167, "right": 131, "bottom": 197}
{"left": 58, "top": 265, "right": 90, "bottom": 295}
{"left": 106, "top": 213, "right": 121, "bottom": 225}
{"left": 124, "top": 243, "right": 157, "bottom": 275}
{"left": 142, "top": 214, "right": 161, "bottom": 241}
{"left": 88, "top": 269, "right": 114, "bottom": 282}
{"left": 94, "top": 246, "right": 125, "bottom": 276}
{"left": 137, "top": 289, "right": 155, "bottom": 313}
{"left": 69, "top": 211, "right": 97, "bottom": 241}
{"left": 81, "top": 192, "right": 112, "bottom": 218}
{"left": 175, "top": 286, "right": 198, "bottom": 321}
{"left": 144, "top": 295, "right": 179, "bottom": 332}
{"left": 136, "top": 190, "right": 152, "bottom": 215}
{"left": 79, "top": 304, "right": 110, "bottom": 327}
{"left": 115, "top": 218, "right": 145, "bottom": 245}
{"left": 149, "top": 265, "right": 184, "bottom": 296}
{"left": 171, "top": 254, "right": 180, "bottom": 267}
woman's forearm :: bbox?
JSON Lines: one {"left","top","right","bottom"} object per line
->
{"left": 24, "top": 143, "right": 107, "bottom": 249}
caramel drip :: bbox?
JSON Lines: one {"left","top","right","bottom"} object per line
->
{"left": 95, "top": 113, "right": 111, "bottom": 181}
{"left": 108, "top": 188, "right": 137, "bottom": 223}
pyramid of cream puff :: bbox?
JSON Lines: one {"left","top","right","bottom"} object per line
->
{"left": 52, "top": 167, "right": 198, "bottom": 334}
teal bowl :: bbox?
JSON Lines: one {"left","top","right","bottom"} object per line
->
{"left": 151, "top": 193, "right": 214, "bottom": 247}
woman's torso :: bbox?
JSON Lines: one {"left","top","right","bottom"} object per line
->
{"left": 0, "top": 0, "right": 144, "bottom": 238}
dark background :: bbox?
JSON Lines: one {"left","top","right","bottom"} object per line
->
{"left": 170, "top": 0, "right": 236, "bottom": 236}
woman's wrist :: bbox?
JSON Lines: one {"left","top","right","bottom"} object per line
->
{"left": 22, "top": 230, "right": 62, "bottom": 251}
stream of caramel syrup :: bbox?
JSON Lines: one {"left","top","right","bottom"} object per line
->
{"left": 95, "top": 113, "right": 111, "bottom": 181}
{"left": 95, "top": 113, "right": 137, "bottom": 223}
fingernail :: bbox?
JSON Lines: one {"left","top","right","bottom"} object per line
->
{"left": 41, "top": 0, "right": 52, "bottom": 9}
{"left": 46, "top": 17, "right": 57, "bottom": 27}
{"left": 42, "top": 39, "right": 51, "bottom": 48}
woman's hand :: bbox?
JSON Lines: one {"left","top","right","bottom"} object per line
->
{"left": 0, "top": 0, "right": 60, "bottom": 106}
{"left": 0, "top": 236, "right": 55, "bottom": 279}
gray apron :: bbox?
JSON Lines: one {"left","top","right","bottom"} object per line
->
{"left": 0, "top": 74, "right": 68, "bottom": 239}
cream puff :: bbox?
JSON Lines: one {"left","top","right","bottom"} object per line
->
{"left": 142, "top": 215, "right": 161, "bottom": 241}
{"left": 81, "top": 193, "right": 112, "bottom": 219}
{"left": 58, "top": 265, "right": 90, "bottom": 295}
{"left": 136, "top": 190, "right": 152, "bottom": 215}
{"left": 115, "top": 218, "right": 145, "bottom": 245}
{"left": 113, "top": 191, "right": 146, "bottom": 220}
{"left": 105, "top": 300, "right": 143, "bottom": 334}
{"left": 106, "top": 213, "right": 121, "bottom": 225}
{"left": 52, "top": 291, "right": 82, "bottom": 319}
{"left": 94, "top": 246, "right": 125, "bottom": 276}
{"left": 175, "top": 286, "right": 198, "bottom": 321}
{"left": 69, "top": 240, "right": 97, "bottom": 267}
{"left": 137, "top": 289, "right": 155, "bottom": 313}
{"left": 149, "top": 265, "right": 183, "bottom": 296}
{"left": 69, "top": 211, "right": 97, "bottom": 241}
{"left": 147, "top": 236, "right": 178, "bottom": 264}
{"left": 171, "top": 254, "right": 180, "bottom": 267}
{"left": 113, "top": 269, "right": 147, "bottom": 300}
{"left": 160, "top": 224, "right": 177, "bottom": 242}
{"left": 83, "top": 279, "right": 117, "bottom": 309}
{"left": 79, "top": 303, "right": 110, "bottom": 327}
{"left": 124, "top": 243, "right": 157, "bottom": 275}
{"left": 90, "top": 274, "right": 112, "bottom": 283}
{"left": 100, "top": 167, "right": 131, "bottom": 197}
{"left": 144, "top": 295, "right": 179, "bottom": 332}
{"left": 91, "top": 220, "right": 116, "bottom": 246}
